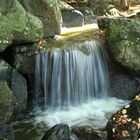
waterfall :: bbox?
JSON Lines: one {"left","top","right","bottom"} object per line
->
{"left": 34, "top": 40, "right": 109, "bottom": 110}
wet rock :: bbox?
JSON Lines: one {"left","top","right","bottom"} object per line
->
{"left": 13, "top": 43, "right": 38, "bottom": 73}
{"left": 75, "top": 7, "right": 96, "bottom": 24}
{"left": 11, "top": 69, "right": 27, "bottom": 113}
{"left": 0, "top": 82, "right": 14, "bottom": 125}
{"left": 61, "top": 9, "right": 84, "bottom": 27}
{"left": 110, "top": 74, "right": 140, "bottom": 100}
{"left": 0, "top": 124, "right": 15, "bottom": 140}
{"left": 41, "top": 124, "right": 70, "bottom": 140}
{"left": 59, "top": 1, "right": 84, "bottom": 27}
{"left": 0, "top": 59, "right": 27, "bottom": 114}
{"left": 72, "top": 125, "right": 107, "bottom": 140}
{"left": 59, "top": 0, "right": 84, "bottom": 27}
{"left": 0, "top": 0, "right": 43, "bottom": 52}
{"left": 107, "top": 94, "right": 140, "bottom": 140}
{"left": 19, "top": 0, "right": 62, "bottom": 37}
{"left": 98, "top": 18, "right": 140, "bottom": 76}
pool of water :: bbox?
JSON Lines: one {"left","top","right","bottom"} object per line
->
{"left": 13, "top": 97, "right": 129, "bottom": 140}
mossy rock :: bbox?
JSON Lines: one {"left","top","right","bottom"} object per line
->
{"left": 0, "top": 0, "right": 43, "bottom": 52}
{"left": 19, "top": 0, "right": 62, "bottom": 37}
{"left": 98, "top": 18, "right": 140, "bottom": 76}
{"left": 0, "top": 82, "right": 14, "bottom": 125}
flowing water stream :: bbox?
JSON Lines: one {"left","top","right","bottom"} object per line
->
{"left": 34, "top": 40, "right": 109, "bottom": 110}
{"left": 13, "top": 31, "right": 128, "bottom": 140}
{"left": 33, "top": 40, "right": 128, "bottom": 128}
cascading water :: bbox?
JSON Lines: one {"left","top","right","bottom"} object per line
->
{"left": 34, "top": 40, "right": 128, "bottom": 128}
{"left": 34, "top": 40, "right": 109, "bottom": 110}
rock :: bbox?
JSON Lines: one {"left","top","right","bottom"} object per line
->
{"left": 107, "top": 47, "right": 140, "bottom": 100}
{"left": 0, "top": 124, "right": 15, "bottom": 140}
{"left": 41, "top": 124, "right": 70, "bottom": 140}
{"left": 0, "top": 0, "right": 44, "bottom": 52}
{"left": 0, "top": 82, "right": 14, "bottom": 125}
{"left": 61, "top": 9, "right": 84, "bottom": 27}
{"left": 59, "top": 0, "right": 74, "bottom": 11}
{"left": 0, "top": 59, "right": 27, "bottom": 113}
{"left": 73, "top": 7, "right": 96, "bottom": 24}
{"left": 13, "top": 43, "right": 38, "bottom": 73}
{"left": 97, "top": 18, "right": 140, "bottom": 76}
{"left": 59, "top": 1, "right": 84, "bottom": 27}
{"left": 72, "top": 126, "right": 107, "bottom": 140}
{"left": 107, "top": 94, "right": 140, "bottom": 140}
{"left": 110, "top": 74, "right": 140, "bottom": 100}
{"left": 11, "top": 69, "right": 27, "bottom": 113}
{"left": 19, "top": 0, "right": 62, "bottom": 37}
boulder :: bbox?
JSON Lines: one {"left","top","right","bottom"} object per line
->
{"left": 0, "top": 0, "right": 43, "bottom": 52}
{"left": 98, "top": 18, "right": 140, "bottom": 76}
{"left": 61, "top": 9, "right": 84, "bottom": 27}
{"left": 110, "top": 74, "right": 140, "bottom": 100}
{"left": 107, "top": 94, "right": 140, "bottom": 140}
{"left": 0, "top": 82, "right": 14, "bottom": 125}
{"left": 19, "top": 0, "right": 62, "bottom": 37}
{"left": 41, "top": 124, "right": 70, "bottom": 140}
{"left": 0, "top": 59, "right": 27, "bottom": 113}
{"left": 59, "top": 1, "right": 84, "bottom": 27}
{"left": 72, "top": 125, "right": 107, "bottom": 140}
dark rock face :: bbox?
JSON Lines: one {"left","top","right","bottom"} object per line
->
{"left": 13, "top": 43, "right": 38, "bottom": 74}
{"left": 72, "top": 126, "right": 107, "bottom": 140}
{"left": 106, "top": 41, "right": 140, "bottom": 100}
{"left": 61, "top": 9, "right": 84, "bottom": 27}
{"left": 0, "top": 59, "right": 27, "bottom": 114}
{"left": 41, "top": 124, "right": 70, "bottom": 140}
{"left": 0, "top": 124, "right": 15, "bottom": 140}
{"left": 11, "top": 69, "right": 27, "bottom": 113}
{"left": 97, "top": 18, "right": 140, "bottom": 76}
{"left": 110, "top": 74, "right": 140, "bottom": 100}
{"left": 107, "top": 94, "right": 140, "bottom": 140}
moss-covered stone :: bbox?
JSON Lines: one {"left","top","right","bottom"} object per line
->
{"left": 0, "top": 82, "right": 14, "bottom": 125}
{"left": 98, "top": 18, "right": 140, "bottom": 76}
{"left": 19, "top": 0, "right": 62, "bottom": 37}
{"left": 0, "top": 0, "right": 44, "bottom": 52}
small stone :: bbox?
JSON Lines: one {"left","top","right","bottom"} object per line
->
{"left": 122, "top": 130, "right": 130, "bottom": 137}
{"left": 113, "top": 117, "right": 115, "bottom": 121}
{"left": 135, "top": 95, "right": 140, "bottom": 100}
{"left": 122, "top": 109, "right": 127, "bottom": 115}
{"left": 121, "top": 119, "right": 128, "bottom": 125}
{"left": 132, "top": 121, "right": 136, "bottom": 124}
{"left": 127, "top": 118, "right": 131, "bottom": 122}
{"left": 112, "top": 128, "right": 116, "bottom": 133}
{"left": 125, "top": 104, "right": 130, "bottom": 108}
{"left": 123, "top": 115, "right": 128, "bottom": 118}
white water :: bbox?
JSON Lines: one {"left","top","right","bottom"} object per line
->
{"left": 35, "top": 98, "right": 128, "bottom": 128}
{"left": 34, "top": 40, "right": 129, "bottom": 129}
{"left": 35, "top": 40, "right": 109, "bottom": 110}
